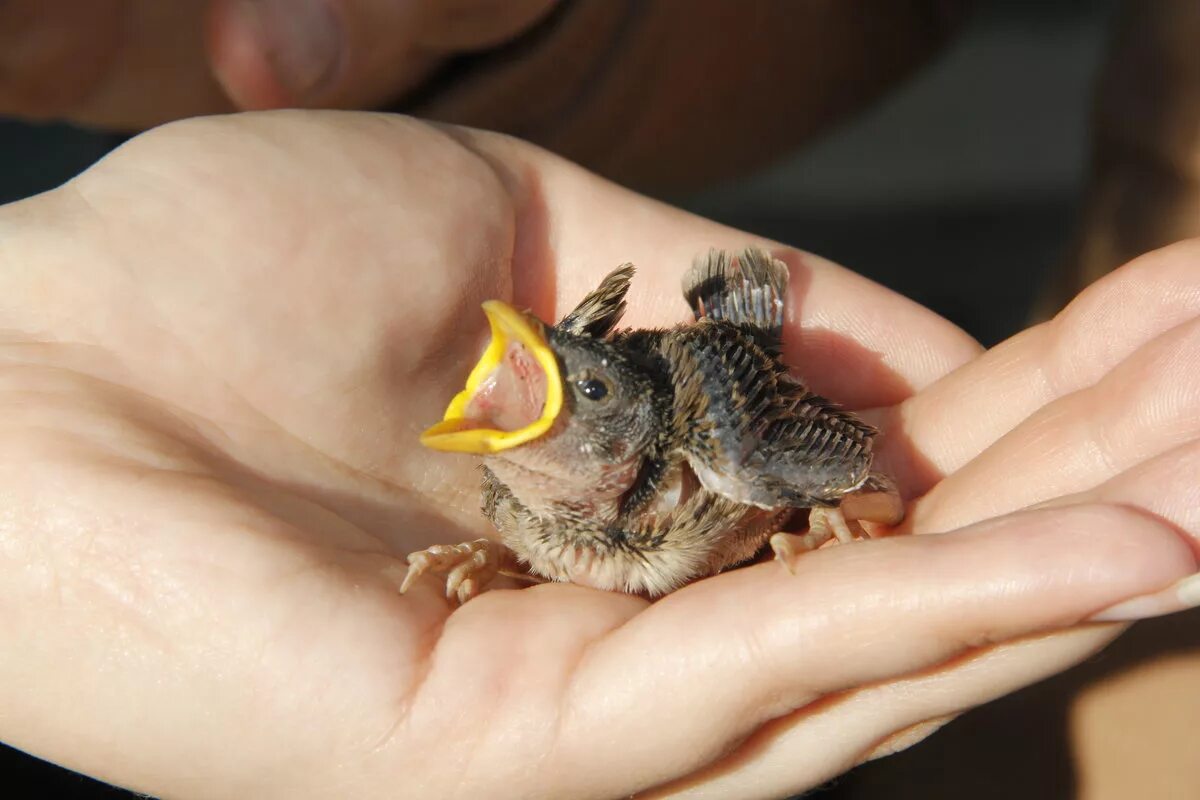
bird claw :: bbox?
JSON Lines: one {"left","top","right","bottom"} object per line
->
{"left": 769, "top": 529, "right": 834, "bottom": 574}
{"left": 809, "top": 506, "right": 867, "bottom": 544}
{"left": 770, "top": 506, "right": 876, "bottom": 574}
{"left": 400, "top": 538, "right": 502, "bottom": 604}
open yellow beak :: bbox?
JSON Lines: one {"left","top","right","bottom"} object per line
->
{"left": 419, "top": 300, "right": 563, "bottom": 454}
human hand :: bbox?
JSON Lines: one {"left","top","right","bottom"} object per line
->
{"left": 0, "top": 0, "right": 557, "bottom": 128}
{"left": 0, "top": 112, "right": 1195, "bottom": 799}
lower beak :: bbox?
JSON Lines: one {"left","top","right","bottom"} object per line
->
{"left": 419, "top": 300, "right": 563, "bottom": 454}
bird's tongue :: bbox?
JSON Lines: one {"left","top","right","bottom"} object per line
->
{"left": 462, "top": 341, "right": 547, "bottom": 432}
{"left": 420, "top": 299, "right": 564, "bottom": 454}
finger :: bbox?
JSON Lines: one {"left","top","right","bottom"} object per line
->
{"left": 207, "top": 0, "right": 559, "bottom": 110}
{"left": 652, "top": 628, "right": 1113, "bottom": 800}
{"left": 1065, "top": 438, "right": 1200, "bottom": 617}
{"left": 553, "top": 503, "right": 1197, "bottom": 799}
{"left": 912, "top": 314, "right": 1200, "bottom": 533}
{"left": 452, "top": 130, "right": 983, "bottom": 409}
{"left": 886, "top": 239, "right": 1200, "bottom": 494}
{"left": 658, "top": 438, "right": 1200, "bottom": 798}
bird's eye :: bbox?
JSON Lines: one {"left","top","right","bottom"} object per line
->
{"left": 575, "top": 378, "right": 610, "bottom": 402}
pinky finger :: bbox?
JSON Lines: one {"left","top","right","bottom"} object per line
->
{"left": 651, "top": 628, "right": 1116, "bottom": 799}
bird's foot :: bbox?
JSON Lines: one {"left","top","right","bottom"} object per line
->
{"left": 809, "top": 506, "right": 866, "bottom": 544}
{"left": 769, "top": 530, "right": 833, "bottom": 573}
{"left": 400, "top": 538, "right": 506, "bottom": 605}
{"left": 770, "top": 479, "right": 906, "bottom": 575}
{"left": 769, "top": 505, "right": 879, "bottom": 574}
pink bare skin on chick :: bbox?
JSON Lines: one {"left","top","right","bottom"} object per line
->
{"left": 464, "top": 341, "right": 546, "bottom": 432}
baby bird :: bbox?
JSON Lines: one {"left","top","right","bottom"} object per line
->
{"left": 406, "top": 248, "right": 903, "bottom": 603}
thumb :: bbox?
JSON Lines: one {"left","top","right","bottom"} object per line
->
{"left": 206, "top": 0, "right": 559, "bottom": 111}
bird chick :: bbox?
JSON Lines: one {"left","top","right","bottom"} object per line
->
{"left": 405, "top": 248, "right": 903, "bottom": 603}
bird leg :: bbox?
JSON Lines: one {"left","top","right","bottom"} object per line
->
{"left": 400, "top": 538, "right": 537, "bottom": 605}
{"left": 769, "top": 507, "right": 860, "bottom": 573}
{"left": 769, "top": 529, "right": 833, "bottom": 572}
{"left": 770, "top": 483, "right": 906, "bottom": 574}
{"left": 810, "top": 505, "right": 863, "bottom": 543}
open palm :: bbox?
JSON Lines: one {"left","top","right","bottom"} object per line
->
{"left": 0, "top": 112, "right": 1196, "bottom": 799}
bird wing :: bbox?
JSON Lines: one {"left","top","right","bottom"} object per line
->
{"left": 682, "top": 247, "right": 788, "bottom": 355}
{"left": 664, "top": 324, "right": 876, "bottom": 510}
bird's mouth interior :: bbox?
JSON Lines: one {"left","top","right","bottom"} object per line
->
{"left": 420, "top": 300, "right": 562, "bottom": 454}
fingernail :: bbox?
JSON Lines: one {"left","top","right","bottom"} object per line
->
{"left": 233, "top": 0, "right": 343, "bottom": 101}
{"left": 1088, "top": 573, "right": 1200, "bottom": 622}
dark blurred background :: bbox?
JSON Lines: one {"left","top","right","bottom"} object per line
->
{"left": 0, "top": 0, "right": 1123, "bottom": 797}
{"left": 679, "top": 0, "right": 1118, "bottom": 347}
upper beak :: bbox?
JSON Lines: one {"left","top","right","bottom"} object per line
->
{"left": 419, "top": 300, "right": 563, "bottom": 454}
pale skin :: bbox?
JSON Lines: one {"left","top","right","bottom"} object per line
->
{"left": 2, "top": 112, "right": 1200, "bottom": 800}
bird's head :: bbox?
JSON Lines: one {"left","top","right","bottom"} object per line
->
{"left": 420, "top": 266, "right": 662, "bottom": 500}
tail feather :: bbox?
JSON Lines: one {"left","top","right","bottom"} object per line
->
{"left": 682, "top": 248, "right": 789, "bottom": 349}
